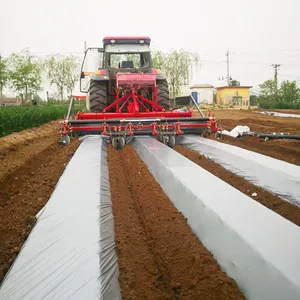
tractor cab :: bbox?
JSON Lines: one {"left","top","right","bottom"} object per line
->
{"left": 79, "top": 36, "right": 168, "bottom": 113}
{"left": 80, "top": 37, "right": 154, "bottom": 94}
{"left": 103, "top": 37, "right": 152, "bottom": 68}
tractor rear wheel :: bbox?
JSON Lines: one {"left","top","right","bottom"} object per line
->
{"left": 89, "top": 80, "right": 107, "bottom": 112}
{"left": 157, "top": 80, "right": 170, "bottom": 110}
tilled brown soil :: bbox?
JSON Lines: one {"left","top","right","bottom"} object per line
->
{"left": 212, "top": 135, "right": 300, "bottom": 166}
{"left": 0, "top": 121, "right": 62, "bottom": 180}
{"left": 107, "top": 145, "right": 245, "bottom": 300}
{"left": 195, "top": 109, "right": 300, "bottom": 165}
{"left": 174, "top": 145, "right": 300, "bottom": 227}
{"left": 2, "top": 112, "right": 298, "bottom": 296}
{"left": 0, "top": 124, "right": 80, "bottom": 282}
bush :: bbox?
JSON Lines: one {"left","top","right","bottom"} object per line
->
{"left": 258, "top": 100, "right": 300, "bottom": 109}
{"left": 0, "top": 106, "right": 66, "bottom": 137}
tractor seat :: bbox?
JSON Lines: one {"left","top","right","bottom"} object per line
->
{"left": 121, "top": 61, "right": 134, "bottom": 68}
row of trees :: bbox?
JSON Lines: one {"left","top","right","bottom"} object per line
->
{"left": 0, "top": 48, "right": 200, "bottom": 105}
{"left": 0, "top": 49, "right": 80, "bottom": 104}
{"left": 258, "top": 79, "right": 300, "bottom": 109}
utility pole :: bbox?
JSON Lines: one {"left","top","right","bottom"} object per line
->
{"left": 226, "top": 50, "right": 230, "bottom": 86}
{"left": 218, "top": 50, "right": 232, "bottom": 86}
{"left": 271, "top": 64, "right": 281, "bottom": 89}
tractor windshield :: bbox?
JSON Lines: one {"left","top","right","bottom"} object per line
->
{"left": 104, "top": 44, "right": 151, "bottom": 69}
{"left": 108, "top": 53, "right": 148, "bottom": 68}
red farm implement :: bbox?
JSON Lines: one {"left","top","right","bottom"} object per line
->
{"left": 59, "top": 36, "right": 218, "bottom": 149}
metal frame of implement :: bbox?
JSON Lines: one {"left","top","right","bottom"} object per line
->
{"left": 60, "top": 73, "right": 218, "bottom": 148}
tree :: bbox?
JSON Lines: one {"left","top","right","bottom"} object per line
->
{"left": 258, "top": 79, "right": 300, "bottom": 104}
{"left": 65, "top": 56, "right": 81, "bottom": 99}
{"left": 46, "top": 54, "right": 80, "bottom": 100}
{"left": 152, "top": 50, "right": 165, "bottom": 70}
{"left": 258, "top": 79, "right": 278, "bottom": 103}
{"left": 8, "top": 49, "right": 43, "bottom": 103}
{"left": 0, "top": 55, "right": 9, "bottom": 105}
{"left": 279, "top": 80, "right": 300, "bottom": 103}
{"left": 152, "top": 49, "right": 200, "bottom": 99}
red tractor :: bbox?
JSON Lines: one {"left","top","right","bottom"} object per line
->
{"left": 60, "top": 36, "right": 218, "bottom": 149}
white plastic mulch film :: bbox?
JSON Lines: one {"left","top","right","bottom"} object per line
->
{"left": 133, "top": 137, "right": 300, "bottom": 300}
{"left": 0, "top": 136, "right": 121, "bottom": 300}
{"left": 178, "top": 135, "right": 300, "bottom": 206}
{"left": 259, "top": 111, "right": 300, "bottom": 118}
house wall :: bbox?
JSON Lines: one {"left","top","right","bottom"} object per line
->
{"left": 216, "top": 88, "right": 250, "bottom": 105}
{"left": 190, "top": 88, "right": 214, "bottom": 104}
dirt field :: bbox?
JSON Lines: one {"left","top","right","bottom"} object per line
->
{"left": 0, "top": 109, "right": 299, "bottom": 297}
{"left": 0, "top": 122, "right": 80, "bottom": 281}
{"left": 203, "top": 109, "right": 300, "bottom": 165}
{"left": 174, "top": 145, "right": 300, "bottom": 227}
{"left": 0, "top": 122, "right": 244, "bottom": 298}
{"left": 108, "top": 145, "right": 244, "bottom": 299}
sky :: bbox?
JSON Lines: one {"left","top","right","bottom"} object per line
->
{"left": 1, "top": 0, "right": 300, "bottom": 97}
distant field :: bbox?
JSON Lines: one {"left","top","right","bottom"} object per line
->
{"left": 0, "top": 106, "right": 67, "bottom": 137}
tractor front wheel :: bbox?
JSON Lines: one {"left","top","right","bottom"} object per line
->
{"left": 157, "top": 80, "right": 170, "bottom": 110}
{"left": 89, "top": 80, "right": 108, "bottom": 112}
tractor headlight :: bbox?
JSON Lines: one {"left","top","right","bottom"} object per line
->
{"left": 110, "top": 39, "right": 116, "bottom": 44}
{"left": 139, "top": 40, "right": 145, "bottom": 44}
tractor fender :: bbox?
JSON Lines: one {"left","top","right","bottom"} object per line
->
{"left": 155, "top": 74, "right": 166, "bottom": 81}
{"left": 90, "top": 74, "right": 109, "bottom": 81}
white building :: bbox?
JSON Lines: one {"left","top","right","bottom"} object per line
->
{"left": 190, "top": 84, "right": 214, "bottom": 104}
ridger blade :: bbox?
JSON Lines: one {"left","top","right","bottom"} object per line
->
{"left": 60, "top": 109, "right": 218, "bottom": 149}
{"left": 60, "top": 74, "right": 218, "bottom": 149}
{"left": 62, "top": 116, "right": 215, "bottom": 136}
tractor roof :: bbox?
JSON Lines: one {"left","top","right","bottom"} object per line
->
{"left": 103, "top": 36, "right": 150, "bottom": 41}
{"left": 103, "top": 36, "right": 151, "bottom": 46}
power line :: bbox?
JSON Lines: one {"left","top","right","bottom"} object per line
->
{"left": 227, "top": 47, "right": 300, "bottom": 53}
{"left": 1, "top": 50, "right": 300, "bottom": 66}
{"left": 280, "top": 74, "right": 300, "bottom": 79}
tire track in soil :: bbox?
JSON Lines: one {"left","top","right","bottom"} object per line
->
{"left": 0, "top": 138, "right": 80, "bottom": 283}
{"left": 174, "top": 145, "right": 300, "bottom": 227}
{"left": 107, "top": 145, "right": 245, "bottom": 300}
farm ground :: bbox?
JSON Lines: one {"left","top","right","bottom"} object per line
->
{"left": 0, "top": 109, "right": 299, "bottom": 298}
{"left": 204, "top": 108, "right": 300, "bottom": 165}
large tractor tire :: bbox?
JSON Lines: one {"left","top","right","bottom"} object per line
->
{"left": 157, "top": 80, "right": 170, "bottom": 110}
{"left": 89, "top": 80, "right": 107, "bottom": 112}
